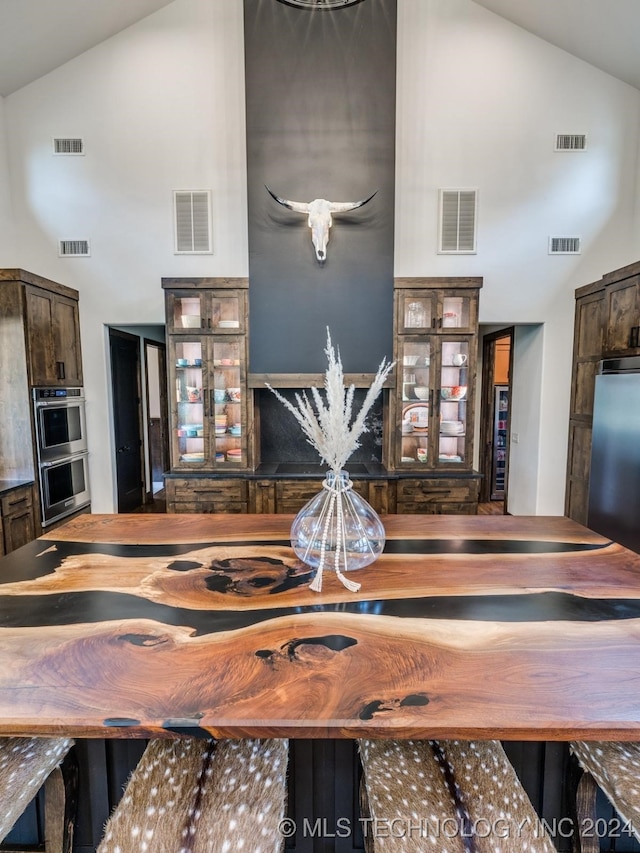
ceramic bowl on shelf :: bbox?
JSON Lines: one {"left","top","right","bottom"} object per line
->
{"left": 441, "top": 385, "right": 467, "bottom": 401}
{"left": 218, "top": 319, "right": 240, "bottom": 329}
{"left": 213, "top": 389, "right": 226, "bottom": 403}
{"left": 227, "top": 387, "right": 241, "bottom": 402}
{"left": 403, "top": 355, "right": 419, "bottom": 366}
{"left": 414, "top": 386, "right": 429, "bottom": 400}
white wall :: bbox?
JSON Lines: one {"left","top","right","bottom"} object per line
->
{"left": 395, "top": 0, "right": 640, "bottom": 513}
{"left": 0, "top": 97, "right": 16, "bottom": 264}
{"left": 3, "top": 0, "right": 640, "bottom": 515}
{"left": 5, "top": 0, "right": 247, "bottom": 512}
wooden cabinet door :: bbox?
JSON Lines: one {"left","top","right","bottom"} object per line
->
{"left": 25, "top": 287, "right": 82, "bottom": 386}
{"left": 53, "top": 294, "right": 83, "bottom": 385}
{"left": 25, "top": 286, "right": 57, "bottom": 385}
{"left": 603, "top": 276, "right": 640, "bottom": 354}
{"left": 1, "top": 486, "right": 36, "bottom": 553}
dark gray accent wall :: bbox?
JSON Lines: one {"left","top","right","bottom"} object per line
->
{"left": 244, "top": 0, "right": 397, "bottom": 374}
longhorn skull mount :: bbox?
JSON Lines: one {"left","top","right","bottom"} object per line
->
{"left": 265, "top": 185, "right": 376, "bottom": 263}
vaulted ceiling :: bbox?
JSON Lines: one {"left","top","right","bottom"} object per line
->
{"left": 0, "top": 0, "right": 639, "bottom": 97}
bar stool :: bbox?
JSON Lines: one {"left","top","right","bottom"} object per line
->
{"left": 98, "top": 737, "right": 289, "bottom": 853}
{"left": 0, "top": 737, "right": 76, "bottom": 853}
{"left": 570, "top": 741, "right": 640, "bottom": 852}
{"left": 358, "top": 739, "right": 556, "bottom": 852}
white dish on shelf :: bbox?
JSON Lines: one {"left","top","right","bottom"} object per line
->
{"left": 403, "top": 403, "right": 429, "bottom": 431}
{"left": 218, "top": 320, "right": 240, "bottom": 328}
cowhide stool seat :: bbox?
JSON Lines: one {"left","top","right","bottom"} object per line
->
{"left": 98, "top": 737, "right": 289, "bottom": 853}
{"left": 0, "top": 736, "right": 76, "bottom": 853}
{"left": 570, "top": 741, "right": 640, "bottom": 853}
{"left": 358, "top": 739, "right": 556, "bottom": 852}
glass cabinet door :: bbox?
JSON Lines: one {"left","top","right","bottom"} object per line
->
{"left": 167, "top": 292, "right": 205, "bottom": 333}
{"left": 438, "top": 339, "right": 470, "bottom": 465}
{"left": 398, "top": 293, "right": 436, "bottom": 333}
{"left": 439, "top": 293, "right": 475, "bottom": 333}
{"left": 398, "top": 338, "right": 432, "bottom": 466}
{"left": 174, "top": 339, "right": 206, "bottom": 465}
{"left": 209, "top": 292, "right": 243, "bottom": 333}
{"left": 212, "top": 338, "right": 245, "bottom": 466}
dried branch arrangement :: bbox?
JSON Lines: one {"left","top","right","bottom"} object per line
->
{"left": 266, "top": 329, "right": 394, "bottom": 475}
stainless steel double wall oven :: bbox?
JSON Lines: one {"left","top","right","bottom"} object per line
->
{"left": 33, "top": 388, "right": 91, "bottom": 526}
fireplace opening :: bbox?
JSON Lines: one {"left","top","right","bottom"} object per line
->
{"left": 255, "top": 388, "right": 384, "bottom": 468}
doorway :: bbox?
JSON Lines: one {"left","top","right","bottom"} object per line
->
{"left": 109, "top": 329, "right": 144, "bottom": 512}
{"left": 479, "top": 328, "right": 514, "bottom": 509}
{"left": 144, "top": 339, "right": 169, "bottom": 500}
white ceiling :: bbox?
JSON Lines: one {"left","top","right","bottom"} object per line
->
{"left": 472, "top": 0, "right": 640, "bottom": 91}
{"left": 0, "top": 0, "right": 174, "bottom": 97}
{"left": 0, "top": 0, "right": 639, "bottom": 97}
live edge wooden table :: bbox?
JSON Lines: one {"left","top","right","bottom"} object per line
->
{"left": 0, "top": 512, "right": 639, "bottom": 743}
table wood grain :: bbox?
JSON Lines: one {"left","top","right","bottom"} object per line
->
{"left": 0, "top": 513, "right": 639, "bottom": 741}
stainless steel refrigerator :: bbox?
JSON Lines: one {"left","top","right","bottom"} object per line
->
{"left": 588, "top": 356, "right": 640, "bottom": 553}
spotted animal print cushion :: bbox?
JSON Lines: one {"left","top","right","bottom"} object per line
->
{"left": 0, "top": 736, "right": 74, "bottom": 842}
{"left": 358, "top": 739, "right": 556, "bottom": 852}
{"left": 98, "top": 738, "right": 289, "bottom": 853}
{"left": 570, "top": 741, "right": 640, "bottom": 841}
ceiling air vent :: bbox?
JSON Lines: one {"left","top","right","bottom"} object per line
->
{"left": 59, "top": 239, "right": 90, "bottom": 257}
{"left": 174, "top": 191, "right": 212, "bottom": 254}
{"left": 555, "top": 134, "right": 587, "bottom": 152}
{"left": 438, "top": 189, "right": 477, "bottom": 254}
{"left": 53, "top": 138, "right": 84, "bottom": 155}
{"left": 549, "top": 236, "right": 581, "bottom": 255}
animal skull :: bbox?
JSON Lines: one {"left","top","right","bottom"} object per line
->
{"left": 266, "top": 186, "right": 376, "bottom": 263}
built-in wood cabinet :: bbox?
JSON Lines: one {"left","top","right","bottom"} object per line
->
{"left": 565, "top": 279, "right": 605, "bottom": 524}
{"left": 391, "top": 278, "right": 481, "bottom": 475}
{"left": 0, "top": 270, "right": 82, "bottom": 391}
{"left": 0, "top": 484, "right": 36, "bottom": 556}
{"left": 565, "top": 260, "right": 640, "bottom": 525}
{"left": 389, "top": 277, "right": 482, "bottom": 514}
{"left": 0, "top": 270, "right": 83, "bottom": 540}
{"left": 163, "top": 278, "right": 251, "bottom": 512}
{"left": 24, "top": 285, "right": 83, "bottom": 386}
{"left": 163, "top": 276, "right": 482, "bottom": 516}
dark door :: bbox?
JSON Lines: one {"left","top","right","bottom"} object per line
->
{"left": 110, "top": 330, "right": 143, "bottom": 512}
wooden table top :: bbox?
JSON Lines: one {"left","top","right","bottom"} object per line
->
{"left": 1, "top": 512, "right": 639, "bottom": 741}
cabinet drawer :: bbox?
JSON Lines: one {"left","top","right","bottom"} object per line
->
{"left": 396, "top": 498, "right": 477, "bottom": 515}
{"left": 397, "top": 478, "right": 478, "bottom": 505}
{"left": 276, "top": 480, "right": 321, "bottom": 513}
{"left": 167, "top": 478, "right": 247, "bottom": 505}
{"left": 170, "top": 501, "right": 246, "bottom": 514}
{"left": 1, "top": 486, "right": 34, "bottom": 517}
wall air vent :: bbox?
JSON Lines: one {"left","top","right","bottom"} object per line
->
{"left": 174, "top": 191, "right": 212, "bottom": 254}
{"left": 58, "top": 240, "right": 90, "bottom": 257}
{"left": 53, "top": 138, "right": 84, "bottom": 155}
{"left": 555, "top": 134, "right": 587, "bottom": 151}
{"left": 438, "top": 189, "right": 477, "bottom": 254}
{"left": 549, "top": 236, "right": 581, "bottom": 255}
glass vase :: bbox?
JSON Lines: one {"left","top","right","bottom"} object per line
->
{"left": 290, "top": 470, "right": 385, "bottom": 592}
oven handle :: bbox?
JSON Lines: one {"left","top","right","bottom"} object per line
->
{"left": 40, "top": 451, "right": 89, "bottom": 469}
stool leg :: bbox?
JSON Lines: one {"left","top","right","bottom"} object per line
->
{"left": 44, "top": 749, "right": 78, "bottom": 853}
{"left": 574, "top": 770, "right": 599, "bottom": 853}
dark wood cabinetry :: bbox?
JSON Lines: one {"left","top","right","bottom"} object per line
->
{"left": 602, "top": 263, "right": 640, "bottom": 355}
{"left": 390, "top": 277, "right": 482, "bottom": 513}
{"left": 565, "top": 261, "right": 640, "bottom": 524}
{"left": 24, "top": 285, "right": 83, "bottom": 386}
{"left": 0, "top": 484, "right": 36, "bottom": 556}
{"left": 0, "top": 270, "right": 84, "bottom": 542}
